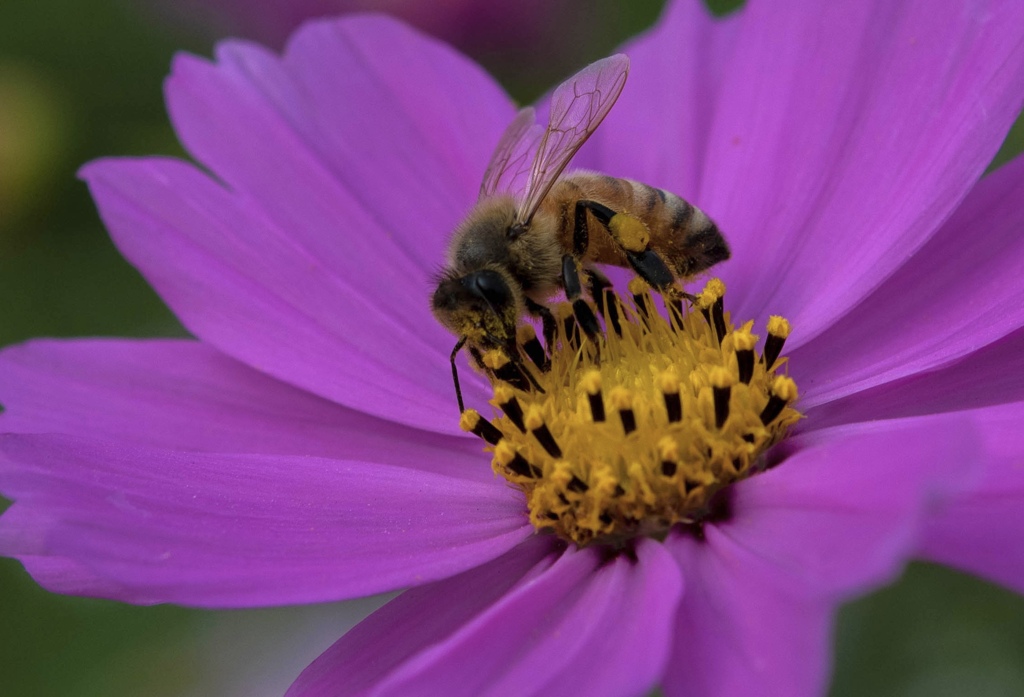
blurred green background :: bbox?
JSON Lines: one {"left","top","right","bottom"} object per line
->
{"left": 1, "top": 0, "right": 1023, "bottom": 694}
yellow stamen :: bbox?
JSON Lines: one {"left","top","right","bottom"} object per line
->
{"left": 472, "top": 278, "right": 801, "bottom": 547}
{"left": 696, "top": 278, "right": 726, "bottom": 310}
{"left": 767, "top": 315, "right": 792, "bottom": 339}
{"left": 764, "top": 316, "right": 792, "bottom": 370}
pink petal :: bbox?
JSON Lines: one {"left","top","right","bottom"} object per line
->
{"left": 919, "top": 402, "right": 1024, "bottom": 593}
{"left": 610, "top": 0, "right": 1024, "bottom": 342}
{"left": 180, "top": 16, "right": 513, "bottom": 270}
{"left": 288, "top": 537, "right": 555, "bottom": 697}
{"left": 83, "top": 15, "right": 517, "bottom": 432}
{"left": 804, "top": 325, "right": 1024, "bottom": 430}
{"left": 82, "top": 157, "right": 487, "bottom": 434}
{"left": 732, "top": 417, "right": 979, "bottom": 594}
{"left": 0, "top": 338, "right": 491, "bottom": 482}
{"left": 663, "top": 414, "right": 980, "bottom": 697}
{"left": 0, "top": 434, "right": 531, "bottom": 607}
{"left": 289, "top": 538, "right": 682, "bottom": 697}
{"left": 580, "top": 0, "right": 741, "bottom": 199}
{"left": 162, "top": 15, "right": 511, "bottom": 363}
{"left": 664, "top": 532, "right": 834, "bottom": 697}
{"left": 0, "top": 506, "right": 128, "bottom": 598}
{"left": 793, "top": 154, "right": 1024, "bottom": 412}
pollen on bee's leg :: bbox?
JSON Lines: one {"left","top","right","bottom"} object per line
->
{"left": 610, "top": 387, "right": 636, "bottom": 435}
{"left": 760, "top": 376, "right": 798, "bottom": 425}
{"left": 580, "top": 370, "right": 606, "bottom": 422}
{"left": 459, "top": 409, "right": 502, "bottom": 444}
{"left": 517, "top": 324, "right": 548, "bottom": 372}
{"left": 711, "top": 366, "right": 733, "bottom": 429}
{"left": 493, "top": 383, "right": 527, "bottom": 432}
{"left": 608, "top": 213, "right": 650, "bottom": 253}
{"left": 763, "top": 316, "right": 792, "bottom": 370}
{"left": 525, "top": 405, "right": 562, "bottom": 458}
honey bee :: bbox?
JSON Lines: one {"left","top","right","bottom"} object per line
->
{"left": 432, "top": 55, "right": 729, "bottom": 411}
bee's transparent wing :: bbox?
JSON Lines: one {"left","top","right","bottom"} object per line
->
{"left": 516, "top": 54, "right": 630, "bottom": 225}
{"left": 479, "top": 107, "right": 544, "bottom": 200}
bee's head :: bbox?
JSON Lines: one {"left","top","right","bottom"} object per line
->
{"left": 447, "top": 197, "right": 518, "bottom": 272}
{"left": 431, "top": 268, "right": 520, "bottom": 347}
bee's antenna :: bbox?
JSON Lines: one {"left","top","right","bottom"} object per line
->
{"left": 450, "top": 336, "right": 468, "bottom": 414}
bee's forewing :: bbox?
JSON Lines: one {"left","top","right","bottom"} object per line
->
{"left": 479, "top": 107, "right": 544, "bottom": 200}
{"left": 517, "top": 54, "right": 630, "bottom": 225}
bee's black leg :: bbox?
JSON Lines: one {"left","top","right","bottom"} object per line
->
{"left": 450, "top": 336, "right": 467, "bottom": 414}
{"left": 561, "top": 254, "right": 600, "bottom": 340}
{"left": 468, "top": 345, "right": 487, "bottom": 371}
{"left": 570, "top": 201, "right": 608, "bottom": 340}
{"left": 524, "top": 297, "right": 558, "bottom": 354}
{"left": 578, "top": 200, "right": 676, "bottom": 292}
{"left": 586, "top": 268, "right": 622, "bottom": 336}
{"left": 573, "top": 198, "right": 591, "bottom": 257}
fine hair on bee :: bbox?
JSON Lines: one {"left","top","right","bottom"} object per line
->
{"left": 431, "top": 54, "right": 730, "bottom": 412}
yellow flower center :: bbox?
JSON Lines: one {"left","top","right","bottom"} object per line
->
{"left": 460, "top": 278, "right": 801, "bottom": 547}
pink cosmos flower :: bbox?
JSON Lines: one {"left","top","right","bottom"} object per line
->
{"left": 159, "top": 0, "right": 552, "bottom": 51}
{"left": 3, "top": 1, "right": 1024, "bottom": 695}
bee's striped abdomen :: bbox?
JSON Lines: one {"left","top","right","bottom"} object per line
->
{"left": 548, "top": 173, "right": 730, "bottom": 280}
{"left": 627, "top": 180, "right": 730, "bottom": 278}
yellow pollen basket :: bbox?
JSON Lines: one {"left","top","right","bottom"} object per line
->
{"left": 460, "top": 278, "right": 801, "bottom": 547}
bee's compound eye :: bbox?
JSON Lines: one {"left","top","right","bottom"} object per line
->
{"left": 464, "top": 270, "right": 513, "bottom": 310}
